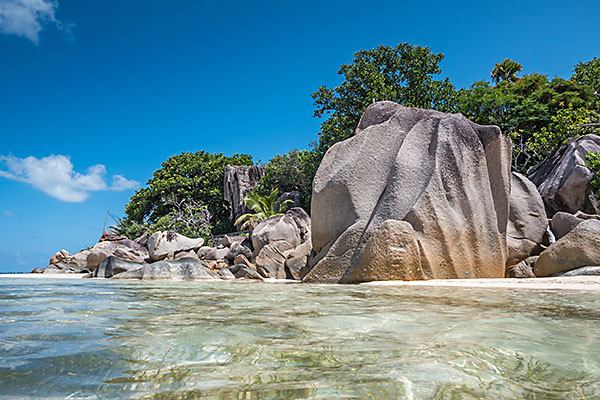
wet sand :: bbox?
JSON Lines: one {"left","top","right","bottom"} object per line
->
{"left": 2, "top": 273, "right": 600, "bottom": 290}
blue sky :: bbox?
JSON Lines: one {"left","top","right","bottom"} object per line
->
{"left": 1, "top": 0, "right": 599, "bottom": 272}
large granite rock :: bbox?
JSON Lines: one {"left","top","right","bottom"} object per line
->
{"left": 551, "top": 211, "right": 600, "bottom": 240}
{"left": 224, "top": 165, "right": 265, "bottom": 220}
{"left": 147, "top": 231, "right": 204, "bottom": 261}
{"left": 86, "top": 237, "right": 148, "bottom": 271}
{"left": 93, "top": 256, "right": 144, "bottom": 278}
{"left": 44, "top": 262, "right": 89, "bottom": 274}
{"left": 528, "top": 134, "right": 600, "bottom": 216}
{"left": 251, "top": 207, "right": 311, "bottom": 279}
{"left": 111, "top": 258, "right": 217, "bottom": 280}
{"left": 534, "top": 219, "right": 600, "bottom": 277}
{"left": 304, "top": 101, "right": 512, "bottom": 283}
{"left": 506, "top": 172, "right": 548, "bottom": 267}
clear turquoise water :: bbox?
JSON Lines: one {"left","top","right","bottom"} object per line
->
{"left": 0, "top": 277, "right": 599, "bottom": 399}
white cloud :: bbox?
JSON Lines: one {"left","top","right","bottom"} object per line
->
{"left": 0, "top": 154, "right": 140, "bottom": 202}
{"left": 0, "top": 0, "right": 73, "bottom": 44}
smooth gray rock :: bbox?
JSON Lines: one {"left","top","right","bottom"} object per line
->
{"left": 94, "top": 256, "right": 144, "bottom": 278}
{"left": 251, "top": 208, "right": 312, "bottom": 279}
{"left": 199, "top": 247, "right": 230, "bottom": 261}
{"left": 551, "top": 211, "right": 600, "bottom": 240}
{"left": 251, "top": 208, "right": 308, "bottom": 255}
{"left": 218, "top": 268, "right": 236, "bottom": 280}
{"left": 556, "top": 266, "right": 600, "bottom": 277}
{"left": 529, "top": 134, "right": 600, "bottom": 216}
{"left": 44, "top": 262, "right": 88, "bottom": 274}
{"left": 31, "top": 267, "right": 45, "bottom": 273}
{"left": 224, "top": 165, "right": 265, "bottom": 221}
{"left": 225, "top": 242, "right": 252, "bottom": 262}
{"left": 284, "top": 239, "right": 313, "bottom": 280}
{"left": 506, "top": 256, "right": 538, "bottom": 278}
{"left": 506, "top": 172, "right": 548, "bottom": 267}
{"left": 551, "top": 212, "right": 583, "bottom": 240}
{"left": 534, "top": 219, "right": 600, "bottom": 277}
{"left": 276, "top": 190, "right": 303, "bottom": 211}
{"left": 147, "top": 231, "right": 204, "bottom": 261}
{"left": 304, "top": 101, "right": 511, "bottom": 283}
{"left": 134, "top": 233, "right": 149, "bottom": 249}
{"left": 86, "top": 240, "right": 147, "bottom": 271}
{"left": 111, "top": 258, "right": 216, "bottom": 280}
{"left": 254, "top": 244, "right": 287, "bottom": 279}
{"left": 227, "top": 264, "right": 263, "bottom": 280}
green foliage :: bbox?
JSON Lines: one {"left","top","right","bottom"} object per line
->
{"left": 490, "top": 59, "right": 523, "bottom": 84}
{"left": 526, "top": 105, "right": 599, "bottom": 166}
{"left": 573, "top": 57, "right": 600, "bottom": 93}
{"left": 257, "top": 149, "right": 315, "bottom": 210}
{"left": 311, "top": 43, "right": 457, "bottom": 157}
{"left": 124, "top": 151, "right": 253, "bottom": 235}
{"left": 234, "top": 189, "right": 292, "bottom": 230}
{"left": 457, "top": 73, "right": 597, "bottom": 171}
{"left": 110, "top": 217, "right": 148, "bottom": 240}
{"left": 586, "top": 152, "right": 600, "bottom": 201}
{"left": 111, "top": 197, "right": 213, "bottom": 241}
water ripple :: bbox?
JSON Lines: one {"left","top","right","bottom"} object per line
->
{"left": 0, "top": 277, "right": 598, "bottom": 399}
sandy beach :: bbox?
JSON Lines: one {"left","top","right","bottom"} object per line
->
{"left": 362, "top": 276, "right": 600, "bottom": 291}
{"left": 1, "top": 273, "right": 599, "bottom": 291}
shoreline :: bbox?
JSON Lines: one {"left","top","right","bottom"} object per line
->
{"left": 1, "top": 274, "right": 600, "bottom": 291}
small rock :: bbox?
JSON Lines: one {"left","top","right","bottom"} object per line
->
{"left": 506, "top": 256, "right": 537, "bottom": 278}
{"left": 534, "top": 219, "right": 600, "bottom": 277}
{"left": 556, "top": 266, "right": 600, "bottom": 277}
{"left": 227, "top": 264, "right": 263, "bottom": 280}
{"left": 218, "top": 268, "right": 236, "bottom": 280}
{"left": 254, "top": 244, "right": 287, "bottom": 279}
{"left": 233, "top": 254, "right": 256, "bottom": 271}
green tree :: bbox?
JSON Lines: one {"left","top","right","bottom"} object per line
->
{"left": 257, "top": 149, "right": 315, "bottom": 210}
{"left": 311, "top": 43, "right": 457, "bottom": 157}
{"left": 586, "top": 152, "right": 600, "bottom": 201}
{"left": 234, "top": 189, "right": 292, "bottom": 230}
{"left": 124, "top": 151, "right": 253, "bottom": 235}
{"left": 490, "top": 59, "right": 523, "bottom": 84}
{"left": 573, "top": 57, "right": 600, "bottom": 111}
{"left": 573, "top": 57, "right": 600, "bottom": 93}
{"left": 457, "top": 73, "right": 597, "bottom": 171}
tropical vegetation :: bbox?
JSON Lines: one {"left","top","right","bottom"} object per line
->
{"left": 113, "top": 44, "right": 600, "bottom": 239}
{"left": 234, "top": 189, "right": 293, "bottom": 230}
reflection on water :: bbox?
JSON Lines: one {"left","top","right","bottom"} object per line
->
{"left": 0, "top": 278, "right": 598, "bottom": 399}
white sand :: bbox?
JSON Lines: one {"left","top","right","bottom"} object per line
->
{"left": 2, "top": 274, "right": 600, "bottom": 291}
{"left": 361, "top": 276, "right": 600, "bottom": 291}
{"left": 0, "top": 273, "right": 85, "bottom": 279}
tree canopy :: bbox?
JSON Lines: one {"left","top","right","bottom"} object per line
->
{"left": 311, "top": 43, "right": 457, "bottom": 157}
{"left": 123, "top": 151, "right": 253, "bottom": 236}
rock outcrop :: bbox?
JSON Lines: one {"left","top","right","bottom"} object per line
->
{"left": 251, "top": 207, "right": 312, "bottom": 279}
{"left": 528, "top": 134, "right": 600, "bottom": 216}
{"left": 551, "top": 211, "right": 600, "bottom": 240}
{"left": 534, "top": 219, "right": 600, "bottom": 277}
{"left": 223, "top": 165, "right": 265, "bottom": 220}
{"left": 93, "top": 256, "right": 144, "bottom": 278}
{"left": 111, "top": 258, "right": 217, "bottom": 280}
{"left": 506, "top": 172, "right": 548, "bottom": 267}
{"left": 147, "top": 231, "right": 204, "bottom": 261}
{"left": 303, "top": 101, "right": 512, "bottom": 283}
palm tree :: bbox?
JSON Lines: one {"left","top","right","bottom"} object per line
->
{"left": 491, "top": 59, "right": 523, "bottom": 84}
{"left": 234, "top": 188, "right": 293, "bottom": 230}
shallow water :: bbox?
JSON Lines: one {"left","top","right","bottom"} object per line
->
{"left": 0, "top": 278, "right": 599, "bottom": 399}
